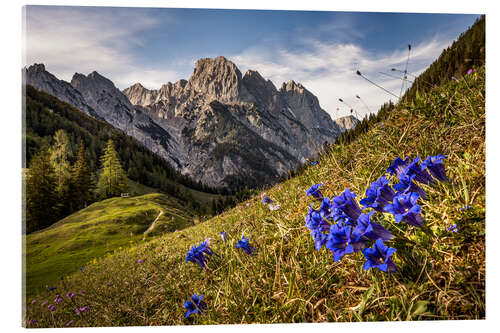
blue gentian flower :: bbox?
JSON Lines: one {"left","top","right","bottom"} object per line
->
{"left": 184, "top": 293, "right": 207, "bottom": 318}
{"left": 403, "top": 157, "right": 434, "bottom": 185}
{"left": 219, "top": 231, "right": 227, "bottom": 242}
{"left": 262, "top": 196, "right": 273, "bottom": 204}
{"left": 311, "top": 229, "right": 328, "bottom": 251}
{"left": 235, "top": 235, "right": 255, "bottom": 255}
{"left": 447, "top": 223, "right": 458, "bottom": 232}
{"left": 331, "top": 188, "right": 363, "bottom": 220}
{"left": 310, "top": 161, "right": 319, "bottom": 166}
{"left": 360, "top": 176, "right": 396, "bottom": 211}
{"left": 325, "top": 224, "right": 367, "bottom": 261}
{"left": 362, "top": 238, "right": 397, "bottom": 273}
{"left": 387, "top": 157, "right": 409, "bottom": 177}
{"left": 352, "top": 212, "right": 393, "bottom": 242}
{"left": 384, "top": 192, "right": 424, "bottom": 227}
{"left": 393, "top": 172, "right": 427, "bottom": 199}
{"left": 305, "top": 205, "right": 331, "bottom": 233}
{"left": 185, "top": 238, "right": 213, "bottom": 269}
{"left": 306, "top": 183, "right": 324, "bottom": 201}
{"left": 420, "top": 155, "right": 448, "bottom": 182}
{"left": 319, "top": 197, "right": 333, "bottom": 220}
{"left": 305, "top": 204, "right": 331, "bottom": 250}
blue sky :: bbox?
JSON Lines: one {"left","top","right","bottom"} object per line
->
{"left": 24, "top": 6, "right": 480, "bottom": 118}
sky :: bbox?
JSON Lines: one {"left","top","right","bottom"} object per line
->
{"left": 24, "top": 6, "right": 481, "bottom": 119}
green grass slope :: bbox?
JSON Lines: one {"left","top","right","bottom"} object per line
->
{"left": 24, "top": 67, "right": 485, "bottom": 326}
{"left": 24, "top": 193, "right": 194, "bottom": 298}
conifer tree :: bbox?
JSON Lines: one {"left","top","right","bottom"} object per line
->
{"left": 71, "top": 141, "right": 92, "bottom": 210}
{"left": 49, "top": 129, "right": 72, "bottom": 199}
{"left": 96, "top": 139, "right": 129, "bottom": 199}
{"left": 26, "top": 147, "right": 58, "bottom": 233}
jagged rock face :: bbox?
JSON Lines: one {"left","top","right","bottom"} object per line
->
{"left": 25, "top": 57, "right": 356, "bottom": 189}
{"left": 23, "top": 64, "right": 100, "bottom": 119}
{"left": 24, "top": 64, "right": 182, "bottom": 169}
{"left": 187, "top": 56, "right": 244, "bottom": 103}
{"left": 333, "top": 115, "right": 359, "bottom": 133}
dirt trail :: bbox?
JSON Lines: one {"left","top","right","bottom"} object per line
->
{"left": 143, "top": 210, "right": 163, "bottom": 235}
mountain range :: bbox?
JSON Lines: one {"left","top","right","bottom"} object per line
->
{"left": 24, "top": 56, "right": 357, "bottom": 189}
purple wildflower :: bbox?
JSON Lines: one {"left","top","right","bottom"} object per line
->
{"left": 185, "top": 238, "right": 213, "bottom": 269}
{"left": 362, "top": 238, "right": 397, "bottom": 273}
{"left": 66, "top": 291, "right": 75, "bottom": 299}
{"left": 387, "top": 157, "right": 410, "bottom": 177}
{"left": 235, "top": 235, "right": 255, "bottom": 255}
{"left": 393, "top": 172, "right": 427, "bottom": 199}
{"left": 384, "top": 192, "right": 424, "bottom": 227}
{"left": 54, "top": 294, "right": 63, "bottom": 304}
{"left": 79, "top": 290, "right": 85, "bottom": 296}
{"left": 48, "top": 304, "right": 56, "bottom": 311}
{"left": 467, "top": 69, "right": 473, "bottom": 75}
{"left": 31, "top": 299, "right": 37, "bottom": 304}
{"left": 137, "top": 259, "right": 143, "bottom": 264}
{"left": 184, "top": 293, "right": 207, "bottom": 319}
{"left": 404, "top": 157, "right": 434, "bottom": 185}
{"left": 65, "top": 320, "right": 73, "bottom": 327}
{"left": 331, "top": 188, "right": 363, "bottom": 221}
{"left": 447, "top": 224, "right": 458, "bottom": 232}
{"left": 325, "top": 224, "right": 367, "bottom": 262}
{"left": 306, "top": 183, "right": 324, "bottom": 201}
{"left": 305, "top": 204, "right": 331, "bottom": 250}
{"left": 262, "top": 196, "right": 273, "bottom": 204}
{"left": 352, "top": 212, "right": 393, "bottom": 242}
{"left": 41, "top": 301, "right": 47, "bottom": 306}
{"left": 219, "top": 231, "right": 227, "bottom": 242}
{"left": 28, "top": 319, "right": 37, "bottom": 326}
{"left": 76, "top": 306, "right": 90, "bottom": 315}
{"left": 360, "top": 176, "right": 396, "bottom": 212}
{"left": 420, "top": 155, "right": 448, "bottom": 182}
{"left": 310, "top": 160, "right": 319, "bottom": 166}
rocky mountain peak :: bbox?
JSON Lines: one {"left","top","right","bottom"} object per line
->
{"left": 188, "top": 56, "right": 243, "bottom": 103}
{"left": 280, "top": 80, "right": 305, "bottom": 94}
{"left": 27, "top": 63, "right": 46, "bottom": 73}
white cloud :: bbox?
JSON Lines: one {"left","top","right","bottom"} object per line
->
{"left": 230, "top": 37, "right": 453, "bottom": 120}
{"left": 24, "top": 6, "right": 181, "bottom": 90}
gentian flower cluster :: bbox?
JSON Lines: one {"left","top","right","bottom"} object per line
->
{"left": 305, "top": 155, "right": 449, "bottom": 273}
{"left": 235, "top": 235, "right": 255, "bottom": 255}
{"left": 184, "top": 293, "right": 207, "bottom": 318}
{"left": 185, "top": 238, "right": 213, "bottom": 269}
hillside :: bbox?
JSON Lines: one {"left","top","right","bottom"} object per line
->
{"left": 24, "top": 193, "right": 194, "bottom": 298}
{"left": 23, "top": 65, "right": 485, "bottom": 326}
{"left": 24, "top": 84, "right": 229, "bottom": 217}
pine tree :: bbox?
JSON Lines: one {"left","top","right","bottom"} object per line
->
{"left": 49, "top": 129, "right": 72, "bottom": 198}
{"left": 71, "top": 141, "right": 92, "bottom": 210}
{"left": 96, "top": 139, "right": 129, "bottom": 199}
{"left": 26, "top": 147, "right": 58, "bottom": 233}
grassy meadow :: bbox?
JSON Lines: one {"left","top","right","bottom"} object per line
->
{"left": 23, "top": 67, "right": 485, "bottom": 326}
{"left": 24, "top": 192, "right": 194, "bottom": 298}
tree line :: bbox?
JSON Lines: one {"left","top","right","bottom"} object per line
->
{"left": 25, "top": 131, "right": 130, "bottom": 233}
